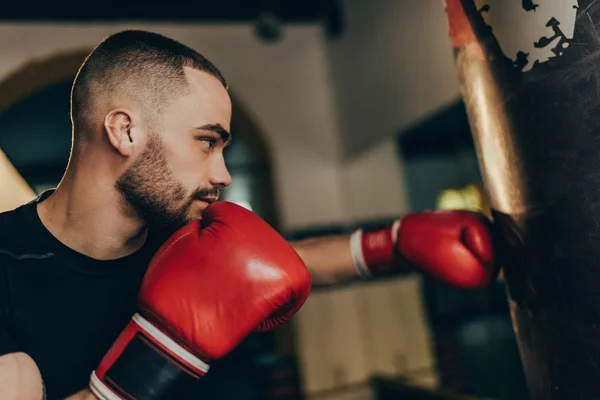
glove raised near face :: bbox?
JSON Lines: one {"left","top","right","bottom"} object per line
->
{"left": 91, "top": 201, "right": 312, "bottom": 400}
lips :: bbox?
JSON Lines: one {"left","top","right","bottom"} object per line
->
{"left": 197, "top": 197, "right": 218, "bottom": 204}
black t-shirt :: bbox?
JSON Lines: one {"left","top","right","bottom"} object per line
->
{"left": 0, "top": 190, "right": 165, "bottom": 398}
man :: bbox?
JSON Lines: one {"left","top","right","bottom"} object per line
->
{"left": 0, "top": 30, "right": 498, "bottom": 400}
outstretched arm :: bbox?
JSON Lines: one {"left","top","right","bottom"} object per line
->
{"left": 290, "top": 233, "right": 357, "bottom": 285}
{"left": 290, "top": 210, "right": 499, "bottom": 289}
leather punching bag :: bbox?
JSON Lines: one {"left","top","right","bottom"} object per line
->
{"left": 444, "top": 1, "right": 600, "bottom": 399}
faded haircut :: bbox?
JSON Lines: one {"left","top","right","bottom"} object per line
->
{"left": 70, "top": 29, "right": 227, "bottom": 140}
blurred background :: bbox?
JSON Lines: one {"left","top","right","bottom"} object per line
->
{"left": 0, "top": 1, "right": 529, "bottom": 399}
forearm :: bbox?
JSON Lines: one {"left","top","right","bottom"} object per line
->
{"left": 0, "top": 352, "right": 45, "bottom": 400}
{"left": 290, "top": 234, "right": 358, "bottom": 285}
{"left": 0, "top": 352, "right": 98, "bottom": 400}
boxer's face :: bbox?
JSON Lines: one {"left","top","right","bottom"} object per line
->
{"left": 117, "top": 67, "right": 232, "bottom": 231}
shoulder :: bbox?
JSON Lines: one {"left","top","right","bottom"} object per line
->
{"left": 0, "top": 206, "right": 30, "bottom": 254}
{"left": 0, "top": 200, "right": 49, "bottom": 264}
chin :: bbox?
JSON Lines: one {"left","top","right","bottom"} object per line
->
{"left": 187, "top": 205, "right": 206, "bottom": 221}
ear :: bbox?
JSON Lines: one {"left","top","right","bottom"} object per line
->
{"left": 104, "top": 109, "right": 137, "bottom": 157}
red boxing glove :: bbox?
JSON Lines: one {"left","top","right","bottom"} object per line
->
{"left": 350, "top": 210, "right": 497, "bottom": 289}
{"left": 89, "top": 202, "right": 311, "bottom": 400}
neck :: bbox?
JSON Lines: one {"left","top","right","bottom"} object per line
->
{"left": 37, "top": 163, "right": 148, "bottom": 261}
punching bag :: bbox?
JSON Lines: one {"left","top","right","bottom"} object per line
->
{"left": 444, "top": 1, "right": 600, "bottom": 399}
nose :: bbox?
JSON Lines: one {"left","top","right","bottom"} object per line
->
{"left": 209, "top": 152, "right": 232, "bottom": 189}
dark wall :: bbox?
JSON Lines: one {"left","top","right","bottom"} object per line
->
{"left": 0, "top": 79, "right": 72, "bottom": 188}
{"left": 397, "top": 100, "right": 482, "bottom": 211}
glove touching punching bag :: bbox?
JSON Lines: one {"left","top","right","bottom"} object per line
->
{"left": 444, "top": 1, "right": 600, "bottom": 399}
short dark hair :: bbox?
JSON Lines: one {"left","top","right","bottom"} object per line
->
{"left": 70, "top": 29, "right": 227, "bottom": 136}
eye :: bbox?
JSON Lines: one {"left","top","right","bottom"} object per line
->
{"left": 200, "top": 138, "right": 216, "bottom": 149}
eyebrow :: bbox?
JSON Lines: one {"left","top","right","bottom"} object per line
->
{"left": 195, "top": 123, "right": 231, "bottom": 145}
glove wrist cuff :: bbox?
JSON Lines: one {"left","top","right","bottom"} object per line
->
{"left": 350, "top": 220, "right": 401, "bottom": 278}
{"left": 350, "top": 228, "right": 371, "bottom": 278}
{"left": 91, "top": 313, "right": 209, "bottom": 400}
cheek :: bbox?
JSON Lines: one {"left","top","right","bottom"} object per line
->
{"left": 164, "top": 140, "right": 210, "bottom": 188}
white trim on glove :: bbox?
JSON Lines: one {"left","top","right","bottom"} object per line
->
{"left": 349, "top": 219, "right": 401, "bottom": 279}
{"left": 131, "top": 314, "right": 209, "bottom": 374}
{"left": 89, "top": 313, "right": 210, "bottom": 400}
{"left": 350, "top": 228, "right": 371, "bottom": 278}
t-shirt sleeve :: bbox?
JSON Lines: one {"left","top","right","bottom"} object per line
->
{"left": 0, "top": 264, "right": 18, "bottom": 356}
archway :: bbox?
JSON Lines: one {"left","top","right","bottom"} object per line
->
{"left": 0, "top": 49, "right": 280, "bottom": 228}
